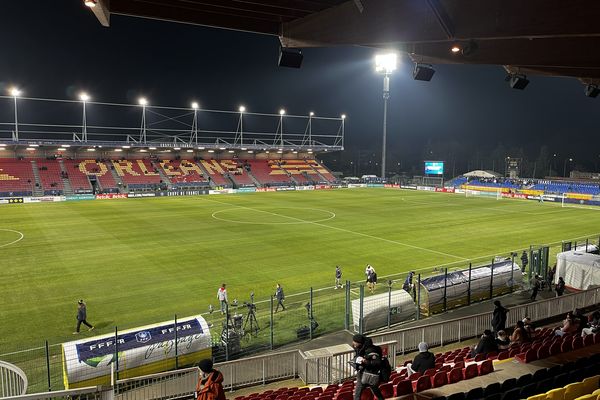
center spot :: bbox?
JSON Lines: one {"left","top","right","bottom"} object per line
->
{"left": 212, "top": 207, "right": 335, "bottom": 225}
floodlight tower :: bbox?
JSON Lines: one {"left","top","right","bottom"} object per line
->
{"left": 190, "top": 102, "right": 199, "bottom": 144}
{"left": 238, "top": 105, "right": 245, "bottom": 146}
{"left": 79, "top": 92, "right": 90, "bottom": 141}
{"left": 9, "top": 87, "right": 21, "bottom": 140}
{"left": 375, "top": 53, "right": 398, "bottom": 180}
{"left": 138, "top": 97, "right": 148, "bottom": 143}
{"left": 279, "top": 109, "right": 286, "bottom": 148}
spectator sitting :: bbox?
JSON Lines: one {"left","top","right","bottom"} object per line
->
{"left": 511, "top": 320, "right": 531, "bottom": 345}
{"left": 522, "top": 317, "right": 536, "bottom": 338}
{"left": 495, "top": 330, "right": 511, "bottom": 350}
{"left": 555, "top": 312, "right": 578, "bottom": 336}
{"left": 470, "top": 329, "right": 498, "bottom": 358}
{"left": 406, "top": 342, "right": 435, "bottom": 376}
{"left": 582, "top": 311, "right": 600, "bottom": 336}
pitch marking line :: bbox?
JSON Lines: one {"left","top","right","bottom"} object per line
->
{"left": 203, "top": 197, "right": 467, "bottom": 261}
{"left": 211, "top": 207, "right": 336, "bottom": 225}
{"left": 0, "top": 229, "right": 24, "bottom": 249}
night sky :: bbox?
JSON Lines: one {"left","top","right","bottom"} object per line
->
{"left": 1, "top": 0, "right": 598, "bottom": 177}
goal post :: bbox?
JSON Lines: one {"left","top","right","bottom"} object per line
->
{"left": 465, "top": 188, "right": 502, "bottom": 200}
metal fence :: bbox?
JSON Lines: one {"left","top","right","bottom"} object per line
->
{"left": 0, "top": 361, "right": 27, "bottom": 398}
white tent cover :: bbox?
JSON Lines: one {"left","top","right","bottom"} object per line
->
{"left": 556, "top": 250, "right": 600, "bottom": 290}
{"left": 463, "top": 170, "right": 502, "bottom": 178}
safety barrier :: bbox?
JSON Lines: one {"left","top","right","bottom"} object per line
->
{"left": 0, "top": 360, "right": 27, "bottom": 397}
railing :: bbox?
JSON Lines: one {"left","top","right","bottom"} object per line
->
{"left": 114, "top": 367, "right": 198, "bottom": 400}
{"left": 0, "top": 361, "right": 27, "bottom": 398}
{"left": 0, "top": 386, "right": 106, "bottom": 400}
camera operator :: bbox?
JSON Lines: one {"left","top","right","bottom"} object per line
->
{"left": 351, "top": 334, "right": 384, "bottom": 400}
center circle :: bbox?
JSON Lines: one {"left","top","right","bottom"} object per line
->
{"left": 212, "top": 207, "right": 336, "bottom": 225}
{"left": 0, "top": 229, "right": 24, "bottom": 248}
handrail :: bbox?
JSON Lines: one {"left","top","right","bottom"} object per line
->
{"left": 0, "top": 386, "right": 105, "bottom": 400}
{"left": 0, "top": 360, "right": 28, "bottom": 398}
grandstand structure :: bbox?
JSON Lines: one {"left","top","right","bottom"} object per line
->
{"left": 0, "top": 96, "right": 342, "bottom": 196}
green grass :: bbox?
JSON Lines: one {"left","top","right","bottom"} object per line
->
{"left": 1, "top": 188, "right": 600, "bottom": 389}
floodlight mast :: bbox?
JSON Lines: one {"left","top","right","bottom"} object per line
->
{"left": 138, "top": 97, "right": 148, "bottom": 143}
{"left": 79, "top": 92, "right": 90, "bottom": 142}
{"left": 375, "top": 53, "right": 397, "bottom": 180}
{"left": 9, "top": 88, "right": 20, "bottom": 140}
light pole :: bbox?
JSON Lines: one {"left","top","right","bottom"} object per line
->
{"left": 563, "top": 158, "right": 573, "bottom": 178}
{"left": 79, "top": 92, "right": 90, "bottom": 142}
{"left": 10, "top": 87, "right": 21, "bottom": 140}
{"left": 375, "top": 53, "right": 398, "bottom": 180}
{"left": 138, "top": 97, "right": 148, "bottom": 144}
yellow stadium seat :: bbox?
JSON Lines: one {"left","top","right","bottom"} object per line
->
{"left": 583, "top": 376, "right": 600, "bottom": 395}
{"left": 573, "top": 395, "right": 596, "bottom": 400}
{"left": 565, "top": 383, "right": 587, "bottom": 400}
{"left": 528, "top": 394, "right": 547, "bottom": 400}
{"left": 547, "top": 388, "right": 566, "bottom": 400}
{"left": 592, "top": 388, "right": 600, "bottom": 397}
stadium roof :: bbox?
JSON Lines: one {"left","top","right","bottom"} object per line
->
{"left": 87, "top": 0, "right": 600, "bottom": 82}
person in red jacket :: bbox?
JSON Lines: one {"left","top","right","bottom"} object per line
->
{"left": 195, "top": 359, "right": 226, "bottom": 400}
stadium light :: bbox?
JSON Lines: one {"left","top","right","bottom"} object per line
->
{"left": 79, "top": 92, "right": 90, "bottom": 102}
{"left": 148, "top": 147, "right": 157, "bottom": 150}
{"left": 122, "top": 145, "right": 131, "bottom": 149}
{"left": 9, "top": 87, "right": 21, "bottom": 140}
{"left": 187, "top": 149, "right": 194, "bottom": 152}
{"left": 208, "top": 149, "right": 215, "bottom": 153}
{"left": 375, "top": 52, "right": 398, "bottom": 181}
{"left": 191, "top": 102, "right": 199, "bottom": 109}
{"left": 239, "top": 105, "right": 246, "bottom": 113}
{"left": 279, "top": 109, "right": 286, "bottom": 115}
{"left": 309, "top": 111, "right": 314, "bottom": 116}
{"left": 114, "top": 148, "right": 123, "bottom": 152}
{"left": 26, "top": 147, "right": 35, "bottom": 151}
{"left": 29, "top": 144, "right": 39, "bottom": 147}
{"left": 138, "top": 97, "right": 148, "bottom": 106}
{"left": 84, "top": 0, "right": 97, "bottom": 7}
{"left": 451, "top": 45, "right": 461, "bottom": 53}
{"left": 174, "top": 147, "right": 181, "bottom": 150}
{"left": 341, "top": 114, "right": 346, "bottom": 119}
{"left": 61, "top": 144, "right": 71, "bottom": 148}
{"left": 375, "top": 53, "right": 397, "bottom": 74}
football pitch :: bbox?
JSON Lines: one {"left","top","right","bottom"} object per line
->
{"left": 2, "top": 188, "right": 600, "bottom": 354}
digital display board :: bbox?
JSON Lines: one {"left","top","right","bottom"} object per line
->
{"left": 424, "top": 161, "right": 444, "bottom": 175}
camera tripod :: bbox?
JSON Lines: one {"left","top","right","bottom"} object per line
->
{"left": 243, "top": 305, "right": 260, "bottom": 339}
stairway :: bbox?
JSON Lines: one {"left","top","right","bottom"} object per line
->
{"left": 108, "top": 164, "right": 126, "bottom": 191}
{"left": 246, "top": 170, "right": 262, "bottom": 187}
{"left": 150, "top": 160, "right": 172, "bottom": 188}
{"left": 308, "top": 162, "right": 331, "bottom": 183}
{"left": 195, "top": 162, "right": 218, "bottom": 189}
{"left": 57, "top": 159, "right": 74, "bottom": 195}
{"left": 30, "top": 160, "right": 44, "bottom": 196}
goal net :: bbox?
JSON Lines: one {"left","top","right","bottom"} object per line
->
{"left": 561, "top": 194, "right": 600, "bottom": 210}
{"left": 465, "top": 188, "right": 502, "bottom": 200}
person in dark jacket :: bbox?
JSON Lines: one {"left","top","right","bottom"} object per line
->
{"left": 471, "top": 330, "right": 498, "bottom": 358}
{"left": 73, "top": 300, "right": 94, "bottom": 334}
{"left": 351, "top": 334, "right": 384, "bottom": 400}
{"left": 521, "top": 251, "right": 529, "bottom": 272}
{"left": 274, "top": 283, "right": 285, "bottom": 312}
{"left": 195, "top": 359, "right": 226, "bottom": 400}
{"left": 491, "top": 300, "right": 509, "bottom": 335}
{"left": 407, "top": 342, "right": 436, "bottom": 376}
{"left": 555, "top": 277, "right": 566, "bottom": 296}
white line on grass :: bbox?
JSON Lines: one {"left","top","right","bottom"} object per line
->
{"left": 203, "top": 197, "right": 467, "bottom": 261}
{"left": 0, "top": 229, "right": 24, "bottom": 248}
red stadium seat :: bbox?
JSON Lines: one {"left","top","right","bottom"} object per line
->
{"left": 424, "top": 368, "right": 437, "bottom": 377}
{"left": 412, "top": 375, "right": 432, "bottom": 392}
{"left": 463, "top": 363, "right": 479, "bottom": 380}
{"left": 378, "top": 382, "right": 394, "bottom": 398}
{"left": 454, "top": 361, "right": 465, "bottom": 370}
{"left": 408, "top": 372, "right": 421, "bottom": 381}
{"left": 487, "top": 351, "right": 498, "bottom": 359}
{"left": 474, "top": 354, "right": 486, "bottom": 362}
{"left": 537, "top": 345, "right": 550, "bottom": 359}
{"left": 594, "top": 333, "right": 600, "bottom": 345}
{"left": 394, "top": 380, "right": 413, "bottom": 396}
{"left": 431, "top": 371, "right": 448, "bottom": 388}
{"left": 478, "top": 360, "right": 494, "bottom": 375}
{"left": 515, "top": 349, "right": 537, "bottom": 363}
{"left": 334, "top": 392, "right": 353, "bottom": 400}
{"left": 572, "top": 336, "right": 583, "bottom": 350}
{"left": 508, "top": 348, "right": 520, "bottom": 357}
{"left": 583, "top": 334, "right": 595, "bottom": 346}
{"left": 549, "top": 341, "right": 562, "bottom": 356}
{"left": 447, "top": 367, "right": 463, "bottom": 384}
{"left": 497, "top": 351, "right": 509, "bottom": 360}
{"left": 561, "top": 339, "right": 573, "bottom": 353}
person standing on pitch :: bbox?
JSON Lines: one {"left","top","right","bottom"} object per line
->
{"left": 74, "top": 300, "right": 94, "bottom": 334}
{"left": 274, "top": 283, "right": 285, "bottom": 312}
{"left": 335, "top": 265, "right": 342, "bottom": 289}
{"left": 217, "top": 283, "right": 228, "bottom": 315}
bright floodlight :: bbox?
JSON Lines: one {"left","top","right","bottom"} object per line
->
{"left": 375, "top": 53, "right": 398, "bottom": 74}
{"left": 79, "top": 92, "right": 90, "bottom": 102}
{"left": 191, "top": 102, "right": 199, "bottom": 109}
{"left": 279, "top": 109, "right": 286, "bottom": 115}
{"left": 451, "top": 45, "right": 461, "bottom": 53}
{"left": 10, "top": 87, "right": 21, "bottom": 97}
{"left": 239, "top": 105, "right": 246, "bottom": 113}
{"left": 84, "top": 0, "right": 97, "bottom": 7}
{"left": 309, "top": 111, "right": 314, "bottom": 116}
{"left": 138, "top": 97, "right": 148, "bottom": 106}
{"left": 341, "top": 114, "right": 346, "bottom": 119}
